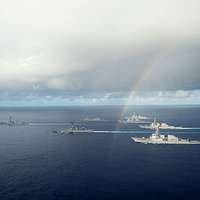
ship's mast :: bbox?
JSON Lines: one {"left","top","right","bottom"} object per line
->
{"left": 155, "top": 123, "right": 160, "bottom": 136}
{"left": 9, "top": 116, "right": 12, "bottom": 123}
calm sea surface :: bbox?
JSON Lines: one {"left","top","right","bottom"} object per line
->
{"left": 0, "top": 106, "right": 200, "bottom": 200}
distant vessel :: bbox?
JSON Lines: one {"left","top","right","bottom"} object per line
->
{"left": 0, "top": 116, "right": 28, "bottom": 126}
{"left": 132, "top": 125, "right": 200, "bottom": 144}
{"left": 139, "top": 119, "right": 182, "bottom": 130}
{"left": 119, "top": 113, "right": 151, "bottom": 124}
{"left": 57, "top": 122, "right": 94, "bottom": 134}
{"left": 81, "top": 117, "right": 107, "bottom": 122}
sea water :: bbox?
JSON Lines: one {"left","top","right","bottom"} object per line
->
{"left": 0, "top": 106, "right": 200, "bottom": 200}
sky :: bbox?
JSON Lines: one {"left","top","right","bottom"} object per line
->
{"left": 0, "top": 0, "right": 200, "bottom": 106}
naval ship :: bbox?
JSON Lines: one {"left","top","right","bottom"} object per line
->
{"left": 0, "top": 116, "right": 28, "bottom": 126}
{"left": 54, "top": 122, "right": 94, "bottom": 134}
{"left": 139, "top": 119, "right": 182, "bottom": 130}
{"left": 131, "top": 125, "right": 200, "bottom": 144}
{"left": 81, "top": 117, "right": 108, "bottom": 122}
{"left": 119, "top": 113, "right": 151, "bottom": 124}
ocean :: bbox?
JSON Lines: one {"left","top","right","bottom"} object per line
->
{"left": 0, "top": 105, "right": 200, "bottom": 200}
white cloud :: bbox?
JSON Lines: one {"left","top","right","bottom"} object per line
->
{"left": 0, "top": 0, "right": 200, "bottom": 101}
{"left": 158, "top": 90, "right": 191, "bottom": 98}
{"left": 47, "top": 78, "right": 67, "bottom": 89}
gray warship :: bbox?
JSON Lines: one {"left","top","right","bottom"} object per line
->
{"left": 54, "top": 122, "right": 94, "bottom": 134}
{"left": 0, "top": 116, "right": 28, "bottom": 126}
{"left": 132, "top": 124, "right": 200, "bottom": 144}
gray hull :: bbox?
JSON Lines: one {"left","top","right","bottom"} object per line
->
{"left": 61, "top": 129, "right": 94, "bottom": 134}
{"left": 131, "top": 137, "right": 200, "bottom": 145}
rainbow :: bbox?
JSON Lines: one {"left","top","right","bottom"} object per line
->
{"left": 116, "top": 48, "right": 170, "bottom": 130}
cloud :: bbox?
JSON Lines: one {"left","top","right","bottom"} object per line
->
{"left": 0, "top": 0, "right": 200, "bottom": 103}
{"left": 47, "top": 78, "right": 67, "bottom": 89}
{"left": 0, "top": 90, "right": 200, "bottom": 106}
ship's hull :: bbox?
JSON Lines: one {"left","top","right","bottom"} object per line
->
{"left": 131, "top": 137, "right": 200, "bottom": 144}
